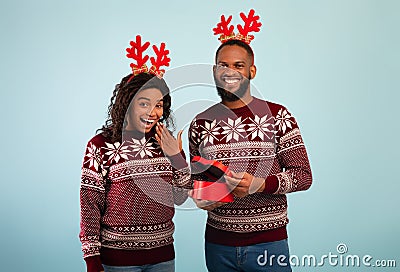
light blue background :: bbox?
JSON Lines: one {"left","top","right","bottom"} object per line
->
{"left": 1, "top": 0, "right": 399, "bottom": 271}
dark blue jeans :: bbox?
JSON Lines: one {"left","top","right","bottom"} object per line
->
{"left": 102, "top": 259, "right": 174, "bottom": 272}
{"left": 205, "top": 239, "right": 292, "bottom": 271}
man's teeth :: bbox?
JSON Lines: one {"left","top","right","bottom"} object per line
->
{"left": 224, "top": 78, "right": 240, "bottom": 84}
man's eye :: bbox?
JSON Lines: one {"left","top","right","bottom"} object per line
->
{"left": 235, "top": 65, "right": 244, "bottom": 69}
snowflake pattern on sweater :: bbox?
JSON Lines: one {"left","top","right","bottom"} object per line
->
{"left": 80, "top": 132, "right": 191, "bottom": 259}
{"left": 189, "top": 97, "right": 312, "bottom": 238}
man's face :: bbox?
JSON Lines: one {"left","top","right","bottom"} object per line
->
{"left": 213, "top": 45, "right": 256, "bottom": 102}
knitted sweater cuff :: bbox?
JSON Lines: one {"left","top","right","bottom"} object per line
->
{"left": 85, "top": 255, "right": 103, "bottom": 272}
{"left": 167, "top": 150, "right": 188, "bottom": 170}
{"left": 263, "top": 175, "right": 279, "bottom": 194}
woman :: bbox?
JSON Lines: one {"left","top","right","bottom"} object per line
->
{"left": 79, "top": 37, "right": 190, "bottom": 272}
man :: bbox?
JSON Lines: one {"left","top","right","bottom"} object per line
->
{"left": 189, "top": 39, "right": 312, "bottom": 271}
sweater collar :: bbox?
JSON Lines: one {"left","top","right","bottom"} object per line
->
{"left": 122, "top": 129, "right": 156, "bottom": 141}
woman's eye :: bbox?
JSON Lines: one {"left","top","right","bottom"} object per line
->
{"left": 156, "top": 104, "right": 163, "bottom": 109}
{"left": 139, "top": 102, "right": 149, "bottom": 107}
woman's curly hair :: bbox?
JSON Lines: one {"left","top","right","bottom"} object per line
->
{"left": 98, "top": 73, "right": 174, "bottom": 143}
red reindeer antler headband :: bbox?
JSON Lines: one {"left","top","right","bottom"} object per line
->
{"left": 126, "top": 35, "right": 170, "bottom": 82}
{"left": 213, "top": 9, "right": 262, "bottom": 44}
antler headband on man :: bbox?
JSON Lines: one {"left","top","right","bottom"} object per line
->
{"left": 213, "top": 9, "right": 262, "bottom": 44}
{"left": 126, "top": 35, "right": 170, "bottom": 82}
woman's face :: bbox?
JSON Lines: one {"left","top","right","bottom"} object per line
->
{"left": 125, "top": 88, "right": 164, "bottom": 133}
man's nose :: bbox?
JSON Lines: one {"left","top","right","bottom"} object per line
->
{"left": 224, "top": 66, "right": 239, "bottom": 75}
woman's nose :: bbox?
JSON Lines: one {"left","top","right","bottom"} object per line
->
{"left": 147, "top": 107, "right": 157, "bottom": 116}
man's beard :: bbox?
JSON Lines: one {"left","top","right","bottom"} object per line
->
{"left": 216, "top": 77, "right": 250, "bottom": 102}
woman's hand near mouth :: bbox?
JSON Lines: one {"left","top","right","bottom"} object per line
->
{"left": 155, "top": 122, "right": 183, "bottom": 157}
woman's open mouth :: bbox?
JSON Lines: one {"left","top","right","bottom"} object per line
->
{"left": 140, "top": 117, "right": 156, "bottom": 127}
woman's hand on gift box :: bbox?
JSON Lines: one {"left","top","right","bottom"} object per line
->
{"left": 225, "top": 171, "right": 266, "bottom": 198}
{"left": 188, "top": 190, "right": 227, "bottom": 211}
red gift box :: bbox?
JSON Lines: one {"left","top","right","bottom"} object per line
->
{"left": 191, "top": 156, "right": 234, "bottom": 202}
{"left": 192, "top": 180, "right": 234, "bottom": 202}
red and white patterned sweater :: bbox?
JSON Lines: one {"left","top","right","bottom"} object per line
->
{"left": 79, "top": 130, "right": 191, "bottom": 269}
{"left": 189, "top": 97, "right": 312, "bottom": 246}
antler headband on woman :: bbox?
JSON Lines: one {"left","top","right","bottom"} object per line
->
{"left": 125, "top": 35, "right": 171, "bottom": 82}
{"left": 213, "top": 9, "right": 262, "bottom": 44}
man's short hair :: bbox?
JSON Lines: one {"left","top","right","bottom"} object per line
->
{"left": 215, "top": 39, "right": 255, "bottom": 64}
